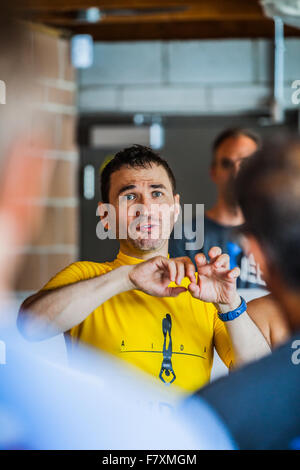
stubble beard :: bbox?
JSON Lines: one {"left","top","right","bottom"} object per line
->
{"left": 128, "top": 236, "right": 167, "bottom": 252}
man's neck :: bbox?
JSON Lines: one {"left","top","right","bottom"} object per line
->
{"left": 206, "top": 199, "right": 244, "bottom": 227}
{"left": 119, "top": 240, "right": 169, "bottom": 261}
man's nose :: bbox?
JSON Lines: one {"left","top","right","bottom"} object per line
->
{"left": 233, "top": 161, "right": 241, "bottom": 176}
{"left": 135, "top": 195, "right": 152, "bottom": 217}
{"left": 139, "top": 194, "right": 152, "bottom": 209}
{"left": 137, "top": 196, "right": 160, "bottom": 221}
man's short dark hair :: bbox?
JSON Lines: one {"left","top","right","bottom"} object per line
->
{"left": 100, "top": 144, "right": 176, "bottom": 203}
{"left": 211, "top": 128, "right": 261, "bottom": 167}
{"left": 235, "top": 134, "right": 300, "bottom": 290}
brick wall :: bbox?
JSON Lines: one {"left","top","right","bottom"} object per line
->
{"left": 15, "top": 27, "right": 78, "bottom": 301}
{"left": 78, "top": 39, "right": 300, "bottom": 113}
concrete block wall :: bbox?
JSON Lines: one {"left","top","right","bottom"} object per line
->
{"left": 78, "top": 39, "right": 300, "bottom": 113}
{"left": 15, "top": 28, "right": 78, "bottom": 301}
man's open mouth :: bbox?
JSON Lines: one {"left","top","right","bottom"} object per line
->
{"left": 136, "top": 224, "right": 159, "bottom": 233}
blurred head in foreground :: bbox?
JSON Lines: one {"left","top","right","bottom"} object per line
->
{"left": 236, "top": 135, "right": 300, "bottom": 331}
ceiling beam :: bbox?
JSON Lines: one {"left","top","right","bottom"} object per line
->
{"left": 66, "top": 20, "right": 300, "bottom": 40}
{"left": 25, "top": 0, "right": 263, "bottom": 18}
{"left": 29, "top": 5, "right": 265, "bottom": 27}
{"left": 21, "top": 1, "right": 300, "bottom": 40}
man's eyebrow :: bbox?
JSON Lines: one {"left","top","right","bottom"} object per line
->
{"left": 150, "top": 184, "right": 167, "bottom": 190}
{"left": 117, "top": 184, "right": 136, "bottom": 196}
{"left": 117, "top": 183, "right": 167, "bottom": 196}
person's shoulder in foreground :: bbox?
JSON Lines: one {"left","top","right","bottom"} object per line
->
{"left": 189, "top": 332, "right": 300, "bottom": 450}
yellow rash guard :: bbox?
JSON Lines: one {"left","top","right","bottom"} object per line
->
{"left": 41, "top": 250, "right": 233, "bottom": 393}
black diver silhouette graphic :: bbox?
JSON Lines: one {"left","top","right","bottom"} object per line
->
{"left": 159, "top": 314, "right": 176, "bottom": 385}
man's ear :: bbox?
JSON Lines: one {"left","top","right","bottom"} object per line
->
{"left": 173, "top": 194, "right": 181, "bottom": 223}
{"left": 210, "top": 165, "right": 217, "bottom": 183}
{"left": 97, "top": 202, "right": 110, "bottom": 230}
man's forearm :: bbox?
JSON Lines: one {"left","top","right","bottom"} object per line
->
{"left": 18, "top": 265, "right": 134, "bottom": 340}
{"left": 215, "top": 295, "right": 271, "bottom": 367}
{"left": 224, "top": 311, "right": 272, "bottom": 367}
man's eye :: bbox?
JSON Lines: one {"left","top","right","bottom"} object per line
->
{"left": 220, "top": 159, "right": 234, "bottom": 169}
{"left": 152, "top": 191, "right": 163, "bottom": 198}
{"left": 125, "top": 194, "right": 136, "bottom": 201}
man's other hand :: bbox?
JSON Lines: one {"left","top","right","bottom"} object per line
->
{"left": 128, "top": 256, "right": 196, "bottom": 297}
{"left": 188, "top": 246, "right": 241, "bottom": 312}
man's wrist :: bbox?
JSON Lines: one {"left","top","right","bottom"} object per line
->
{"left": 117, "top": 265, "right": 136, "bottom": 292}
{"left": 213, "top": 293, "right": 242, "bottom": 314}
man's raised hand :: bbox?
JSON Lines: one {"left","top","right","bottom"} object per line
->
{"left": 128, "top": 256, "right": 196, "bottom": 298}
{"left": 188, "top": 246, "right": 241, "bottom": 311}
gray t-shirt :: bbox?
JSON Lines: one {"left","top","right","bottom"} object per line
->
{"left": 169, "top": 215, "right": 266, "bottom": 289}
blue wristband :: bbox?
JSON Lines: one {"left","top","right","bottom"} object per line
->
{"left": 218, "top": 297, "right": 247, "bottom": 322}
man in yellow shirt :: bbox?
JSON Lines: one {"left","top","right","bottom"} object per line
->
{"left": 19, "top": 145, "right": 270, "bottom": 393}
